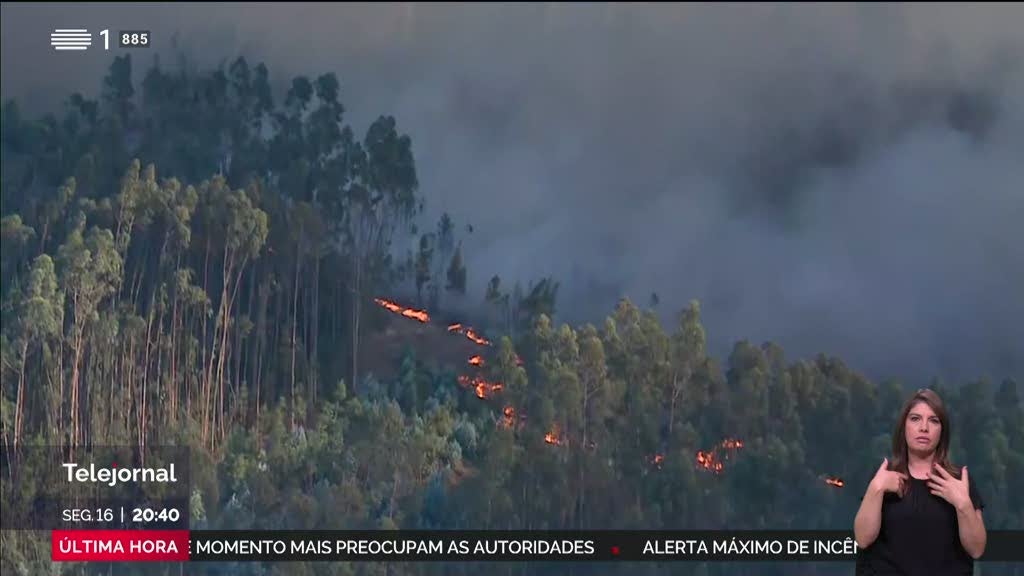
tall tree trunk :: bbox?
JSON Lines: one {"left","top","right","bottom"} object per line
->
{"left": 351, "top": 254, "right": 362, "bottom": 394}
{"left": 669, "top": 371, "right": 678, "bottom": 436}
{"left": 291, "top": 244, "right": 300, "bottom": 428}
{"left": 56, "top": 337, "right": 64, "bottom": 442}
{"left": 253, "top": 278, "right": 269, "bottom": 432}
{"left": 216, "top": 251, "right": 248, "bottom": 444}
{"left": 69, "top": 330, "right": 84, "bottom": 449}
{"left": 154, "top": 302, "right": 165, "bottom": 433}
{"left": 39, "top": 221, "right": 51, "bottom": 256}
{"left": 140, "top": 298, "right": 156, "bottom": 455}
{"left": 232, "top": 281, "right": 245, "bottom": 430}
{"left": 169, "top": 292, "right": 179, "bottom": 424}
{"left": 185, "top": 309, "right": 193, "bottom": 423}
{"left": 14, "top": 341, "right": 29, "bottom": 449}
{"left": 308, "top": 255, "right": 319, "bottom": 418}
{"left": 200, "top": 237, "right": 213, "bottom": 444}
{"left": 580, "top": 391, "right": 588, "bottom": 529}
{"left": 214, "top": 279, "right": 230, "bottom": 447}
{"left": 108, "top": 343, "right": 115, "bottom": 440}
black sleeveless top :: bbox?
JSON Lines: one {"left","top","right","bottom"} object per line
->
{"left": 856, "top": 473, "right": 984, "bottom": 576}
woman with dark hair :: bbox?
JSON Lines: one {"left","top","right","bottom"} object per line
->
{"left": 854, "top": 388, "right": 986, "bottom": 575}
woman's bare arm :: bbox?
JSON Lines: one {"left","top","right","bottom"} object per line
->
{"left": 956, "top": 505, "right": 986, "bottom": 559}
{"left": 854, "top": 483, "right": 885, "bottom": 549}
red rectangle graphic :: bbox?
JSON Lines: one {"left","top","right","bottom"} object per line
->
{"left": 52, "top": 529, "right": 189, "bottom": 562}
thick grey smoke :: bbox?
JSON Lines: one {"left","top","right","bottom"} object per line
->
{"left": 3, "top": 3, "right": 1023, "bottom": 383}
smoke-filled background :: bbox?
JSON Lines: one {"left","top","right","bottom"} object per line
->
{"left": 3, "top": 2, "right": 1022, "bottom": 384}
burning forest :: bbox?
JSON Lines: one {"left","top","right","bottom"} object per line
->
{"left": 374, "top": 297, "right": 430, "bottom": 323}
{"left": 2, "top": 21, "right": 1019, "bottom": 567}
{"left": 374, "top": 295, "right": 759, "bottom": 477}
{"left": 373, "top": 296, "right": 854, "bottom": 488}
{"left": 694, "top": 438, "right": 744, "bottom": 475}
{"left": 372, "top": 296, "right": 506, "bottom": 401}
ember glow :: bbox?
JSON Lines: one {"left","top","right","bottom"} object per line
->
{"left": 695, "top": 437, "right": 743, "bottom": 474}
{"left": 478, "top": 381, "right": 503, "bottom": 399}
{"left": 696, "top": 450, "right": 724, "bottom": 474}
{"left": 373, "top": 297, "right": 429, "bottom": 323}
{"left": 464, "top": 328, "right": 492, "bottom": 347}
{"left": 545, "top": 425, "right": 564, "bottom": 446}
{"left": 469, "top": 355, "right": 484, "bottom": 366}
{"left": 448, "top": 323, "right": 493, "bottom": 346}
{"left": 457, "top": 375, "right": 504, "bottom": 399}
{"left": 721, "top": 438, "right": 744, "bottom": 450}
{"left": 503, "top": 406, "right": 516, "bottom": 429}
{"left": 651, "top": 454, "right": 665, "bottom": 468}
{"left": 824, "top": 476, "right": 845, "bottom": 488}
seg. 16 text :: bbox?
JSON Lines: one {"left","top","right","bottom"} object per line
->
{"left": 63, "top": 508, "right": 115, "bottom": 523}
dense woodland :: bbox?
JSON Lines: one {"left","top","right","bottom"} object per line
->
{"left": 1, "top": 55, "right": 1021, "bottom": 575}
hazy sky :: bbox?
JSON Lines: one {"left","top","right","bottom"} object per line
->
{"left": 3, "top": 3, "right": 1022, "bottom": 384}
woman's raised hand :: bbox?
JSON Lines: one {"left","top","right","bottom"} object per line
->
{"left": 871, "top": 458, "right": 909, "bottom": 497}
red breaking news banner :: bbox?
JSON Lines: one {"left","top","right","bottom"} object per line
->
{"left": 47, "top": 529, "right": 1024, "bottom": 563}
{"left": 51, "top": 530, "right": 190, "bottom": 562}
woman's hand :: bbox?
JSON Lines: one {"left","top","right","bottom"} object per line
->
{"left": 870, "top": 458, "right": 909, "bottom": 497}
{"left": 927, "top": 464, "right": 972, "bottom": 511}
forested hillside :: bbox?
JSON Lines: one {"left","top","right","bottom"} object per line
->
{"left": 1, "top": 55, "right": 1021, "bottom": 576}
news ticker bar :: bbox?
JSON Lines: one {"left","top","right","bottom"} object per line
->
{"left": 51, "top": 530, "right": 1024, "bottom": 562}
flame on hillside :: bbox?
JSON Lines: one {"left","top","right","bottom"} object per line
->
{"left": 696, "top": 450, "right": 724, "bottom": 474}
{"left": 695, "top": 437, "right": 744, "bottom": 474}
{"left": 545, "top": 425, "right": 564, "bottom": 446}
{"left": 374, "top": 297, "right": 429, "bottom": 323}
{"left": 824, "top": 476, "right": 845, "bottom": 488}
{"left": 447, "top": 322, "right": 492, "bottom": 346}
{"left": 721, "top": 438, "right": 744, "bottom": 450}
{"left": 465, "top": 328, "right": 491, "bottom": 346}
{"left": 458, "top": 375, "right": 504, "bottom": 399}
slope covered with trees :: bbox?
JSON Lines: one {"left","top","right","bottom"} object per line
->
{"left": 1, "top": 55, "right": 1020, "bottom": 576}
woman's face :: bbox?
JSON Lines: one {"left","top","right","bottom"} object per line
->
{"left": 905, "top": 401, "right": 941, "bottom": 455}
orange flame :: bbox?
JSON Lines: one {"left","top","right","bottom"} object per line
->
{"left": 477, "top": 380, "right": 503, "bottom": 399}
{"left": 694, "top": 437, "right": 743, "bottom": 473}
{"left": 545, "top": 425, "right": 563, "bottom": 446}
{"left": 721, "top": 438, "right": 744, "bottom": 450}
{"left": 825, "top": 476, "right": 845, "bottom": 488}
{"left": 696, "top": 450, "right": 724, "bottom": 473}
{"left": 464, "top": 328, "right": 492, "bottom": 347}
{"left": 448, "top": 323, "right": 492, "bottom": 346}
{"left": 374, "top": 297, "right": 429, "bottom": 323}
{"left": 653, "top": 454, "right": 665, "bottom": 467}
{"left": 503, "top": 406, "right": 516, "bottom": 428}
{"left": 469, "top": 355, "right": 484, "bottom": 366}
{"left": 458, "top": 374, "right": 503, "bottom": 399}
